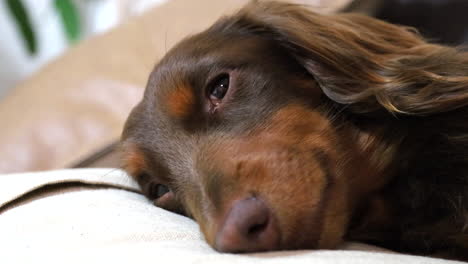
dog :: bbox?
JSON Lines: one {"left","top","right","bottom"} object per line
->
{"left": 121, "top": 1, "right": 468, "bottom": 260}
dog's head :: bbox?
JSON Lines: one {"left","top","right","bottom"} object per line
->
{"left": 121, "top": 1, "right": 468, "bottom": 253}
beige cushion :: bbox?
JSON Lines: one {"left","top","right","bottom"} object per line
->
{"left": 0, "top": 168, "right": 456, "bottom": 264}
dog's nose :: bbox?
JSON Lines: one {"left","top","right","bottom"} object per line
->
{"left": 214, "top": 196, "right": 280, "bottom": 253}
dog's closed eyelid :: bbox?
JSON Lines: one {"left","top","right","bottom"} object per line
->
{"left": 149, "top": 183, "right": 171, "bottom": 199}
{"left": 153, "top": 188, "right": 188, "bottom": 216}
{"left": 153, "top": 188, "right": 173, "bottom": 204}
{"left": 135, "top": 170, "right": 172, "bottom": 199}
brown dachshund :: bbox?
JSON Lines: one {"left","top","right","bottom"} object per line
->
{"left": 121, "top": 1, "right": 468, "bottom": 261}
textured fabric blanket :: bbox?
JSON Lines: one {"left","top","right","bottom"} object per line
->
{"left": 0, "top": 169, "right": 463, "bottom": 263}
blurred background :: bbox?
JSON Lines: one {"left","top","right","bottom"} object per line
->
{"left": 0, "top": 0, "right": 169, "bottom": 99}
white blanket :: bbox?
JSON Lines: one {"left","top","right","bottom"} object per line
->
{"left": 0, "top": 169, "right": 463, "bottom": 263}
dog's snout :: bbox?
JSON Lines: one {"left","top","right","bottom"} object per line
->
{"left": 214, "top": 197, "right": 280, "bottom": 253}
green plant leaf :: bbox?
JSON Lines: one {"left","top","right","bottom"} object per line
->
{"left": 6, "top": 0, "right": 37, "bottom": 55}
{"left": 54, "top": 0, "right": 81, "bottom": 44}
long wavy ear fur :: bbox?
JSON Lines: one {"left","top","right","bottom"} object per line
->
{"left": 233, "top": 1, "right": 468, "bottom": 115}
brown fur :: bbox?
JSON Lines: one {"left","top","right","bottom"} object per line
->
{"left": 121, "top": 1, "right": 468, "bottom": 260}
{"left": 165, "top": 84, "right": 196, "bottom": 119}
{"left": 121, "top": 144, "right": 147, "bottom": 178}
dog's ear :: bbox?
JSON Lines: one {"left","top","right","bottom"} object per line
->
{"left": 236, "top": 1, "right": 468, "bottom": 115}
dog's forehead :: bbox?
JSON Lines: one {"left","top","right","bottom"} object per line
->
{"left": 150, "top": 31, "right": 282, "bottom": 87}
{"left": 175, "top": 30, "right": 274, "bottom": 61}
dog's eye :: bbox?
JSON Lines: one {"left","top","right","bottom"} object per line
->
{"left": 208, "top": 74, "right": 229, "bottom": 104}
{"left": 149, "top": 183, "right": 170, "bottom": 200}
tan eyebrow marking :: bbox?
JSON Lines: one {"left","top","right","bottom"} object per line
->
{"left": 165, "top": 84, "right": 196, "bottom": 120}
{"left": 122, "top": 144, "right": 147, "bottom": 179}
